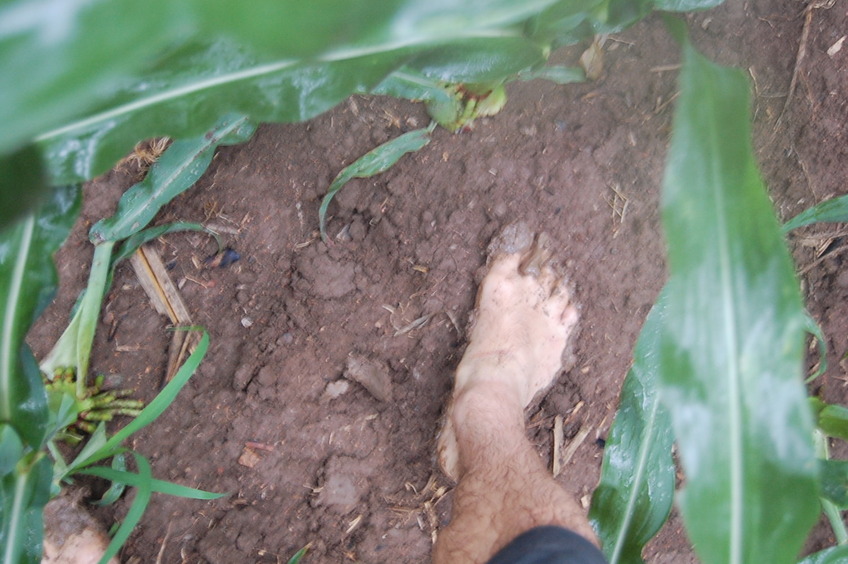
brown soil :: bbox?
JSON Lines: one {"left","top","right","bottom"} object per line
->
{"left": 28, "top": 1, "right": 848, "bottom": 562}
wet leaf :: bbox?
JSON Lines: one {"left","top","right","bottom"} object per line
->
{"left": 319, "top": 126, "right": 434, "bottom": 241}
{"left": 37, "top": 49, "right": 405, "bottom": 186}
{"left": 0, "top": 0, "right": 189, "bottom": 155}
{"left": 590, "top": 291, "right": 675, "bottom": 564}
{"left": 405, "top": 36, "right": 546, "bottom": 83}
{"left": 657, "top": 38, "right": 818, "bottom": 564}
{"left": 0, "top": 186, "right": 80, "bottom": 447}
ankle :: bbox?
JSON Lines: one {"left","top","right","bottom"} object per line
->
{"left": 451, "top": 381, "right": 525, "bottom": 431}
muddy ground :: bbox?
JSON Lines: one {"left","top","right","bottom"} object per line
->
{"left": 28, "top": 1, "right": 848, "bottom": 562}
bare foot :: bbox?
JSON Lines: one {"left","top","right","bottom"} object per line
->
{"left": 437, "top": 224, "right": 578, "bottom": 481}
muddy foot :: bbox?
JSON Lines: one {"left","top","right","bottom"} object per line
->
{"left": 437, "top": 224, "right": 578, "bottom": 481}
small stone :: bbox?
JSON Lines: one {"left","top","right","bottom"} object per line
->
{"left": 238, "top": 447, "right": 261, "bottom": 468}
{"left": 241, "top": 317, "right": 254, "bottom": 328}
{"left": 323, "top": 380, "right": 350, "bottom": 400}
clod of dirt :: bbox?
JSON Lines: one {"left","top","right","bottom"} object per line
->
{"left": 487, "top": 221, "right": 533, "bottom": 257}
{"left": 295, "top": 251, "right": 356, "bottom": 299}
{"left": 344, "top": 354, "right": 393, "bottom": 402}
{"left": 42, "top": 490, "right": 117, "bottom": 564}
{"left": 316, "top": 455, "right": 371, "bottom": 515}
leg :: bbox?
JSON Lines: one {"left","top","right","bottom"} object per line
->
{"left": 434, "top": 228, "right": 596, "bottom": 564}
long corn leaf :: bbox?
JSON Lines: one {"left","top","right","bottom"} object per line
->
{"left": 797, "top": 545, "right": 848, "bottom": 564}
{"left": 657, "top": 31, "right": 819, "bottom": 564}
{"left": 589, "top": 291, "right": 674, "bottom": 564}
{"left": 0, "top": 446, "right": 52, "bottom": 564}
{"left": 0, "top": 186, "right": 80, "bottom": 447}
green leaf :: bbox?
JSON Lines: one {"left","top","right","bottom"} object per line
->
{"left": 37, "top": 49, "right": 406, "bottom": 185}
{"left": 186, "top": 0, "right": 561, "bottom": 59}
{"left": 39, "top": 241, "right": 115, "bottom": 394}
{"left": 654, "top": 0, "right": 725, "bottom": 10}
{"left": 372, "top": 68, "right": 455, "bottom": 104}
{"left": 594, "top": 0, "right": 654, "bottom": 34}
{"left": 97, "top": 452, "right": 152, "bottom": 564}
{"left": 803, "top": 312, "right": 828, "bottom": 384}
{"left": 319, "top": 126, "right": 434, "bottom": 242}
{"left": 0, "top": 145, "right": 50, "bottom": 229}
{"left": 517, "top": 65, "right": 585, "bottom": 84}
{"left": 590, "top": 290, "right": 675, "bottom": 564}
{"left": 820, "top": 459, "right": 848, "bottom": 509}
{"left": 0, "top": 185, "right": 80, "bottom": 446}
{"left": 796, "top": 545, "right": 848, "bottom": 564}
{"left": 0, "top": 0, "right": 190, "bottom": 155}
{"left": 818, "top": 404, "right": 848, "bottom": 441}
{"left": 113, "top": 223, "right": 219, "bottom": 267}
{"left": 405, "top": 36, "right": 546, "bottom": 83}
{"left": 0, "top": 425, "right": 24, "bottom": 482}
{"left": 287, "top": 545, "right": 310, "bottom": 564}
{"left": 657, "top": 38, "right": 819, "bottom": 564}
{"left": 526, "top": 0, "right": 604, "bottom": 46}
{"left": 91, "top": 454, "right": 127, "bottom": 507}
{"left": 77, "top": 465, "right": 225, "bottom": 500}
{"left": 0, "top": 450, "right": 53, "bottom": 564}
{"left": 68, "top": 330, "right": 209, "bottom": 471}
{"left": 783, "top": 194, "right": 848, "bottom": 233}
{"left": 89, "top": 114, "right": 255, "bottom": 243}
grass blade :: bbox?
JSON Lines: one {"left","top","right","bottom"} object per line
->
{"left": 68, "top": 330, "right": 209, "bottom": 471}
{"left": 783, "top": 194, "right": 848, "bottom": 233}
{"left": 97, "top": 452, "right": 152, "bottom": 564}
{"left": 657, "top": 33, "right": 819, "bottom": 564}
{"left": 589, "top": 290, "right": 675, "bottom": 564}
{"left": 91, "top": 454, "right": 127, "bottom": 506}
{"left": 319, "top": 125, "right": 434, "bottom": 241}
{"left": 287, "top": 545, "right": 310, "bottom": 564}
{"left": 78, "top": 465, "right": 225, "bottom": 500}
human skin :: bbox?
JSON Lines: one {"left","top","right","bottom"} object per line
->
{"left": 434, "top": 228, "right": 597, "bottom": 564}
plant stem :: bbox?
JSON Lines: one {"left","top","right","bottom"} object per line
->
{"left": 815, "top": 430, "right": 848, "bottom": 545}
{"left": 74, "top": 241, "right": 115, "bottom": 397}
